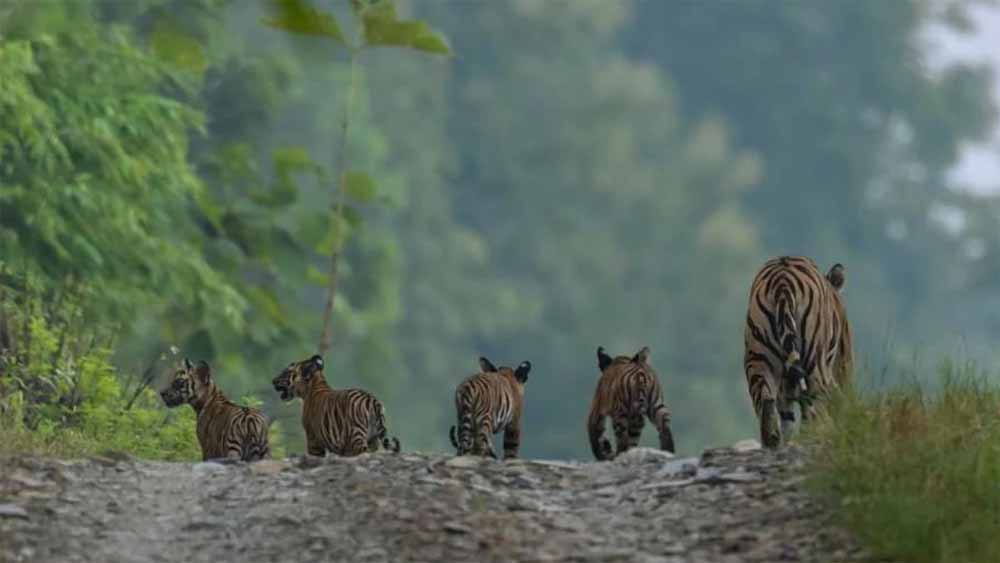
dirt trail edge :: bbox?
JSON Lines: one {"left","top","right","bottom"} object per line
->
{"left": 0, "top": 445, "right": 866, "bottom": 563}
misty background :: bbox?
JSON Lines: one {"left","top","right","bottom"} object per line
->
{"left": 4, "top": 0, "right": 1000, "bottom": 459}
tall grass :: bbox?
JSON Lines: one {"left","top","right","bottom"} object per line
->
{"left": 805, "top": 360, "right": 1000, "bottom": 563}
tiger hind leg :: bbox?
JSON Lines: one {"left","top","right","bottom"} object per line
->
{"left": 747, "top": 362, "right": 781, "bottom": 448}
{"left": 473, "top": 420, "right": 496, "bottom": 459}
{"left": 759, "top": 398, "right": 782, "bottom": 449}
{"left": 502, "top": 422, "right": 520, "bottom": 460}
{"left": 456, "top": 406, "right": 474, "bottom": 455}
{"left": 242, "top": 440, "right": 271, "bottom": 462}
{"left": 612, "top": 414, "right": 631, "bottom": 457}
{"left": 382, "top": 436, "right": 401, "bottom": 453}
{"left": 778, "top": 365, "right": 803, "bottom": 441}
{"left": 627, "top": 415, "right": 644, "bottom": 450}
{"left": 649, "top": 404, "right": 675, "bottom": 453}
{"left": 306, "top": 438, "right": 326, "bottom": 458}
{"left": 344, "top": 429, "right": 369, "bottom": 457}
{"left": 587, "top": 412, "right": 613, "bottom": 461}
{"left": 778, "top": 396, "right": 797, "bottom": 443}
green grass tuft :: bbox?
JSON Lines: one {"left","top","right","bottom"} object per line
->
{"left": 804, "top": 360, "right": 1000, "bottom": 563}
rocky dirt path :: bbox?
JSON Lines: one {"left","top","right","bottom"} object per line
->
{"left": 0, "top": 445, "right": 866, "bottom": 563}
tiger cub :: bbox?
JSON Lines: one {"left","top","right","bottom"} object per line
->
{"left": 586, "top": 346, "right": 675, "bottom": 461}
{"left": 449, "top": 357, "right": 531, "bottom": 459}
{"left": 160, "top": 358, "right": 270, "bottom": 462}
{"left": 272, "top": 354, "right": 400, "bottom": 457}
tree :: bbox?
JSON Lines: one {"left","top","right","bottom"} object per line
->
{"left": 262, "top": 0, "right": 450, "bottom": 356}
{"left": 0, "top": 0, "right": 243, "bottom": 331}
{"left": 405, "top": 1, "right": 765, "bottom": 455}
{"left": 626, "top": 0, "right": 998, "bottom": 367}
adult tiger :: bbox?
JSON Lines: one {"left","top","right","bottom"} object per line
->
{"left": 744, "top": 256, "right": 853, "bottom": 448}
{"left": 586, "top": 346, "right": 675, "bottom": 461}
{"left": 160, "top": 358, "right": 270, "bottom": 462}
{"left": 449, "top": 357, "right": 531, "bottom": 459}
{"left": 272, "top": 354, "right": 400, "bottom": 457}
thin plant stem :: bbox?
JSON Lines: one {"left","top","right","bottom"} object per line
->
{"left": 318, "top": 44, "right": 362, "bottom": 355}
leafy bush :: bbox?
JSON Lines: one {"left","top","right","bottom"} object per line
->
{"left": 805, "top": 361, "right": 1000, "bottom": 563}
{"left": 0, "top": 279, "right": 195, "bottom": 460}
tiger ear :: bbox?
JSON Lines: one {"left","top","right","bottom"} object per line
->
{"left": 183, "top": 357, "right": 194, "bottom": 371}
{"left": 310, "top": 354, "right": 324, "bottom": 371}
{"left": 826, "top": 263, "right": 846, "bottom": 292}
{"left": 597, "top": 347, "right": 613, "bottom": 371}
{"left": 632, "top": 346, "right": 650, "bottom": 364}
{"left": 194, "top": 360, "right": 212, "bottom": 384}
{"left": 304, "top": 355, "right": 324, "bottom": 379}
{"left": 514, "top": 361, "right": 531, "bottom": 383}
{"left": 479, "top": 356, "right": 498, "bottom": 373}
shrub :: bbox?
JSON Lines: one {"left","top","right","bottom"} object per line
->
{"left": 0, "top": 280, "right": 199, "bottom": 460}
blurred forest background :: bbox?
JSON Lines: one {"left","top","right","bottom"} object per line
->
{"left": 2, "top": 0, "right": 1000, "bottom": 459}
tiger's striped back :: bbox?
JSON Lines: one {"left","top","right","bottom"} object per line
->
{"left": 744, "top": 256, "right": 853, "bottom": 448}
{"left": 587, "top": 346, "right": 674, "bottom": 460}
{"left": 451, "top": 357, "right": 531, "bottom": 459}
{"left": 197, "top": 396, "right": 271, "bottom": 461}
{"left": 160, "top": 359, "right": 270, "bottom": 462}
{"left": 273, "top": 354, "right": 400, "bottom": 457}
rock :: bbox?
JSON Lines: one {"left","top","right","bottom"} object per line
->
{"left": 444, "top": 455, "right": 484, "bottom": 468}
{"left": 96, "top": 450, "right": 135, "bottom": 463}
{"left": 294, "top": 455, "right": 325, "bottom": 470}
{"left": 10, "top": 475, "right": 47, "bottom": 490}
{"left": 524, "top": 459, "right": 582, "bottom": 471}
{"left": 732, "top": 439, "right": 762, "bottom": 452}
{"left": 192, "top": 461, "right": 229, "bottom": 476}
{"left": 0, "top": 444, "right": 865, "bottom": 563}
{"left": 613, "top": 447, "right": 675, "bottom": 465}
{"left": 0, "top": 503, "right": 28, "bottom": 519}
{"left": 249, "top": 459, "right": 291, "bottom": 476}
{"left": 442, "top": 522, "right": 471, "bottom": 534}
{"left": 713, "top": 471, "right": 762, "bottom": 484}
{"left": 654, "top": 457, "right": 700, "bottom": 478}
{"left": 690, "top": 467, "right": 762, "bottom": 485}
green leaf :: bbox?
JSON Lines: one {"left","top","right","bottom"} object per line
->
{"left": 362, "top": 0, "right": 397, "bottom": 21}
{"left": 295, "top": 212, "right": 330, "bottom": 247}
{"left": 316, "top": 214, "right": 352, "bottom": 255}
{"left": 361, "top": 2, "right": 452, "bottom": 56}
{"left": 250, "top": 181, "right": 297, "bottom": 208}
{"left": 254, "top": 146, "right": 319, "bottom": 208}
{"left": 409, "top": 33, "right": 452, "bottom": 55}
{"left": 344, "top": 170, "right": 377, "bottom": 202}
{"left": 305, "top": 264, "right": 328, "bottom": 286}
{"left": 148, "top": 19, "right": 208, "bottom": 74}
{"left": 273, "top": 146, "right": 317, "bottom": 171}
{"left": 246, "top": 287, "right": 284, "bottom": 323}
{"left": 262, "top": 0, "right": 345, "bottom": 44}
{"left": 341, "top": 206, "right": 364, "bottom": 229}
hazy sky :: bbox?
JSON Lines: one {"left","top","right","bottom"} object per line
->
{"left": 929, "top": 4, "right": 1000, "bottom": 194}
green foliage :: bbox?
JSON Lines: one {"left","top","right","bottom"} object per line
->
{"left": 261, "top": 0, "right": 451, "bottom": 363}
{"left": 360, "top": 0, "right": 451, "bottom": 54}
{"left": 805, "top": 362, "right": 1000, "bottom": 563}
{"left": 0, "top": 282, "right": 200, "bottom": 461}
{"left": 344, "top": 170, "right": 378, "bottom": 203}
{"left": 626, "top": 0, "right": 999, "bottom": 366}
{"left": 148, "top": 17, "right": 208, "bottom": 74}
{"left": 400, "top": 1, "right": 764, "bottom": 455}
{"left": 263, "top": 0, "right": 345, "bottom": 43}
{"left": 0, "top": 4, "right": 244, "bottom": 328}
{"left": 2, "top": 0, "right": 997, "bottom": 462}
